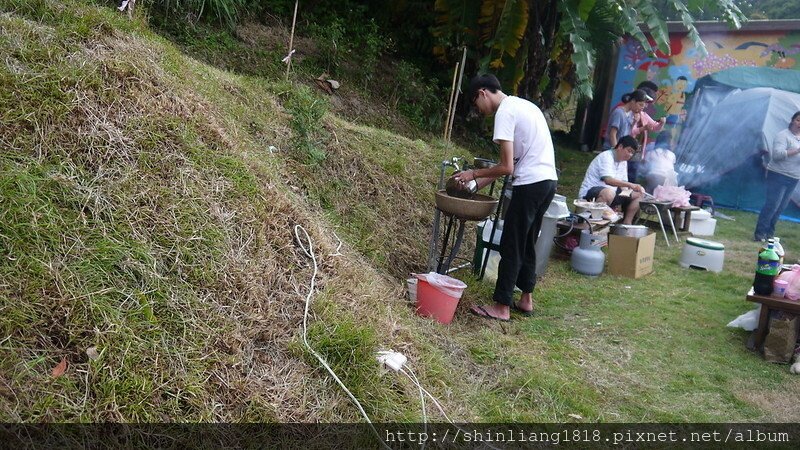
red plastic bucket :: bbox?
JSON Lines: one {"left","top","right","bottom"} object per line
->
{"left": 415, "top": 273, "right": 467, "bottom": 324}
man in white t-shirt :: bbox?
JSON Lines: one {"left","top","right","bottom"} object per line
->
{"left": 578, "top": 135, "right": 644, "bottom": 224}
{"left": 451, "top": 74, "right": 558, "bottom": 322}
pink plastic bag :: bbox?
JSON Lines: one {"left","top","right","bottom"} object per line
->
{"left": 778, "top": 265, "right": 800, "bottom": 300}
{"left": 653, "top": 185, "right": 692, "bottom": 207}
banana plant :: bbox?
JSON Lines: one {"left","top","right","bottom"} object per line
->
{"left": 434, "top": 0, "right": 747, "bottom": 105}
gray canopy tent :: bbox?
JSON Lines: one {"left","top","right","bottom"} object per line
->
{"left": 674, "top": 67, "right": 800, "bottom": 220}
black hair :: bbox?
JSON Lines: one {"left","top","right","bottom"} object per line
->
{"left": 677, "top": 76, "right": 688, "bottom": 81}
{"left": 628, "top": 89, "right": 649, "bottom": 103}
{"left": 636, "top": 80, "right": 659, "bottom": 92}
{"left": 467, "top": 74, "right": 502, "bottom": 102}
{"left": 639, "top": 87, "right": 656, "bottom": 101}
{"left": 621, "top": 93, "right": 632, "bottom": 103}
{"left": 616, "top": 135, "right": 639, "bottom": 151}
{"left": 792, "top": 111, "right": 800, "bottom": 123}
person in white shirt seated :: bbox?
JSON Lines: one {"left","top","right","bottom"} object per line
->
{"left": 642, "top": 133, "right": 677, "bottom": 194}
{"left": 578, "top": 135, "right": 645, "bottom": 225}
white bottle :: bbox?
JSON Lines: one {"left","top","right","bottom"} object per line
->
{"left": 773, "top": 237, "right": 785, "bottom": 265}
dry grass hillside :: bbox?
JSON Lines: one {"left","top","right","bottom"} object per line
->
{"left": 3, "top": 0, "right": 799, "bottom": 428}
{"left": 0, "top": 0, "right": 462, "bottom": 422}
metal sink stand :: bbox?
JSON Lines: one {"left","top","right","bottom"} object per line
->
{"left": 427, "top": 158, "right": 468, "bottom": 274}
{"left": 434, "top": 213, "right": 468, "bottom": 274}
{"left": 427, "top": 158, "right": 501, "bottom": 275}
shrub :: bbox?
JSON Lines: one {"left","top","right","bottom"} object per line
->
{"left": 356, "top": 18, "right": 388, "bottom": 88}
{"left": 308, "top": 17, "right": 347, "bottom": 75}
{"left": 148, "top": 0, "right": 245, "bottom": 27}
{"left": 391, "top": 61, "right": 443, "bottom": 132}
{"left": 280, "top": 83, "right": 329, "bottom": 165}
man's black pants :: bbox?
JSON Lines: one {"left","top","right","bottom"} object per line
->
{"left": 492, "top": 179, "right": 557, "bottom": 306}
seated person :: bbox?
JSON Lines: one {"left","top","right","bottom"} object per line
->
{"left": 642, "top": 133, "right": 677, "bottom": 194}
{"left": 578, "top": 135, "right": 645, "bottom": 224}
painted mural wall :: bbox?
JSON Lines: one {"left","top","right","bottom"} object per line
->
{"left": 607, "top": 28, "right": 800, "bottom": 148}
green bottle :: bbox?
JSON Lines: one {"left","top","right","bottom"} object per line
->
{"left": 753, "top": 242, "right": 780, "bottom": 295}
{"left": 757, "top": 243, "right": 781, "bottom": 275}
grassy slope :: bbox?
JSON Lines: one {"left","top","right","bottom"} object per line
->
{"left": 0, "top": 0, "right": 424, "bottom": 422}
{"left": 2, "top": 0, "right": 799, "bottom": 424}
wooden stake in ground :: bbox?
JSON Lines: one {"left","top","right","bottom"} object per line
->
{"left": 444, "top": 61, "right": 459, "bottom": 141}
{"left": 446, "top": 47, "right": 468, "bottom": 142}
{"left": 284, "top": 0, "right": 299, "bottom": 81}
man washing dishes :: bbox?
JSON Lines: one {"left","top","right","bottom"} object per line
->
{"left": 452, "top": 74, "right": 557, "bottom": 322}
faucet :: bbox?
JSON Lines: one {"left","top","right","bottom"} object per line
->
{"left": 443, "top": 156, "right": 466, "bottom": 172}
{"left": 439, "top": 157, "right": 465, "bottom": 190}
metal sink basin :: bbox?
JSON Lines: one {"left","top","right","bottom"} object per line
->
{"left": 435, "top": 190, "right": 498, "bottom": 220}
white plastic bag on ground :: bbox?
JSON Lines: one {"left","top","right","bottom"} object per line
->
{"left": 727, "top": 306, "right": 761, "bottom": 331}
{"left": 415, "top": 272, "right": 467, "bottom": 299}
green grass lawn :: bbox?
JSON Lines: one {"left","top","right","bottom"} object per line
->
{"left": 436, "top": 199, "right": 800, "bottom": 422}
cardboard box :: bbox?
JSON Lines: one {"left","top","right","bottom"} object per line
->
{"left": 607, "top": 231, "right": 656, "bottom": 278}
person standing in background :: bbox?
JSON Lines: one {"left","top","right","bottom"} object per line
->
{"left": 629, "top": 85, "right": 666, "bottom": 183}
{"left": 755, "top": 111, "right": 800, "bottom": 241}
{"left": 452, "top": 74, "right": 557, "bottom": 321}
{"left": 612, "top": 82, "right": 658, "bottom": 111}
{"left": 604, "top": 90, "right": 649, "bottom": 151}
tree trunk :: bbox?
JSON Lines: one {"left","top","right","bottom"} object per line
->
{"left": 521, "top": 0, "right": 559, "bottom": 106}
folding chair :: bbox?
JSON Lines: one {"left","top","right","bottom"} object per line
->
{"left": 638, "top": 200, "right": 680, "bottom": 246}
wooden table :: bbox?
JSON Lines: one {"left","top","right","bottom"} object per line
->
{"left": 670, "top": 205, "right": 701, "bottom": 232}
{"left": 746, "top": 288, "right": 800, "bottom": 349}
{"left": 556, "top": 219, "right": 613, "bottom": 234}
{"left": 555, "top": 218, "right": 614, "bottom": 253}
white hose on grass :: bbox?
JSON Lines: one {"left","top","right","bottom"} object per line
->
{"left": 293, "top": 225, "right": 390, "bottom": 450}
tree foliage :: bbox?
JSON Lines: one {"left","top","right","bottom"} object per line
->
{"left": 143, "top": 1, "right": 756, "bottom": 115}
{"left": 148, "top": 0, "right": 248, "bottom": 26}
{"left": 750, "top": 0, "right": 800, "bottom": 19}
{"left": 433, "top": 0, "right": 747, "bottom": 107}
{"left": 656, "top": 0, "right": 800, "bottom": 20}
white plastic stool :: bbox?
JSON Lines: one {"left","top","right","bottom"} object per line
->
{"left": 679, "top": 238, "right": 725, "bottom": 273}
